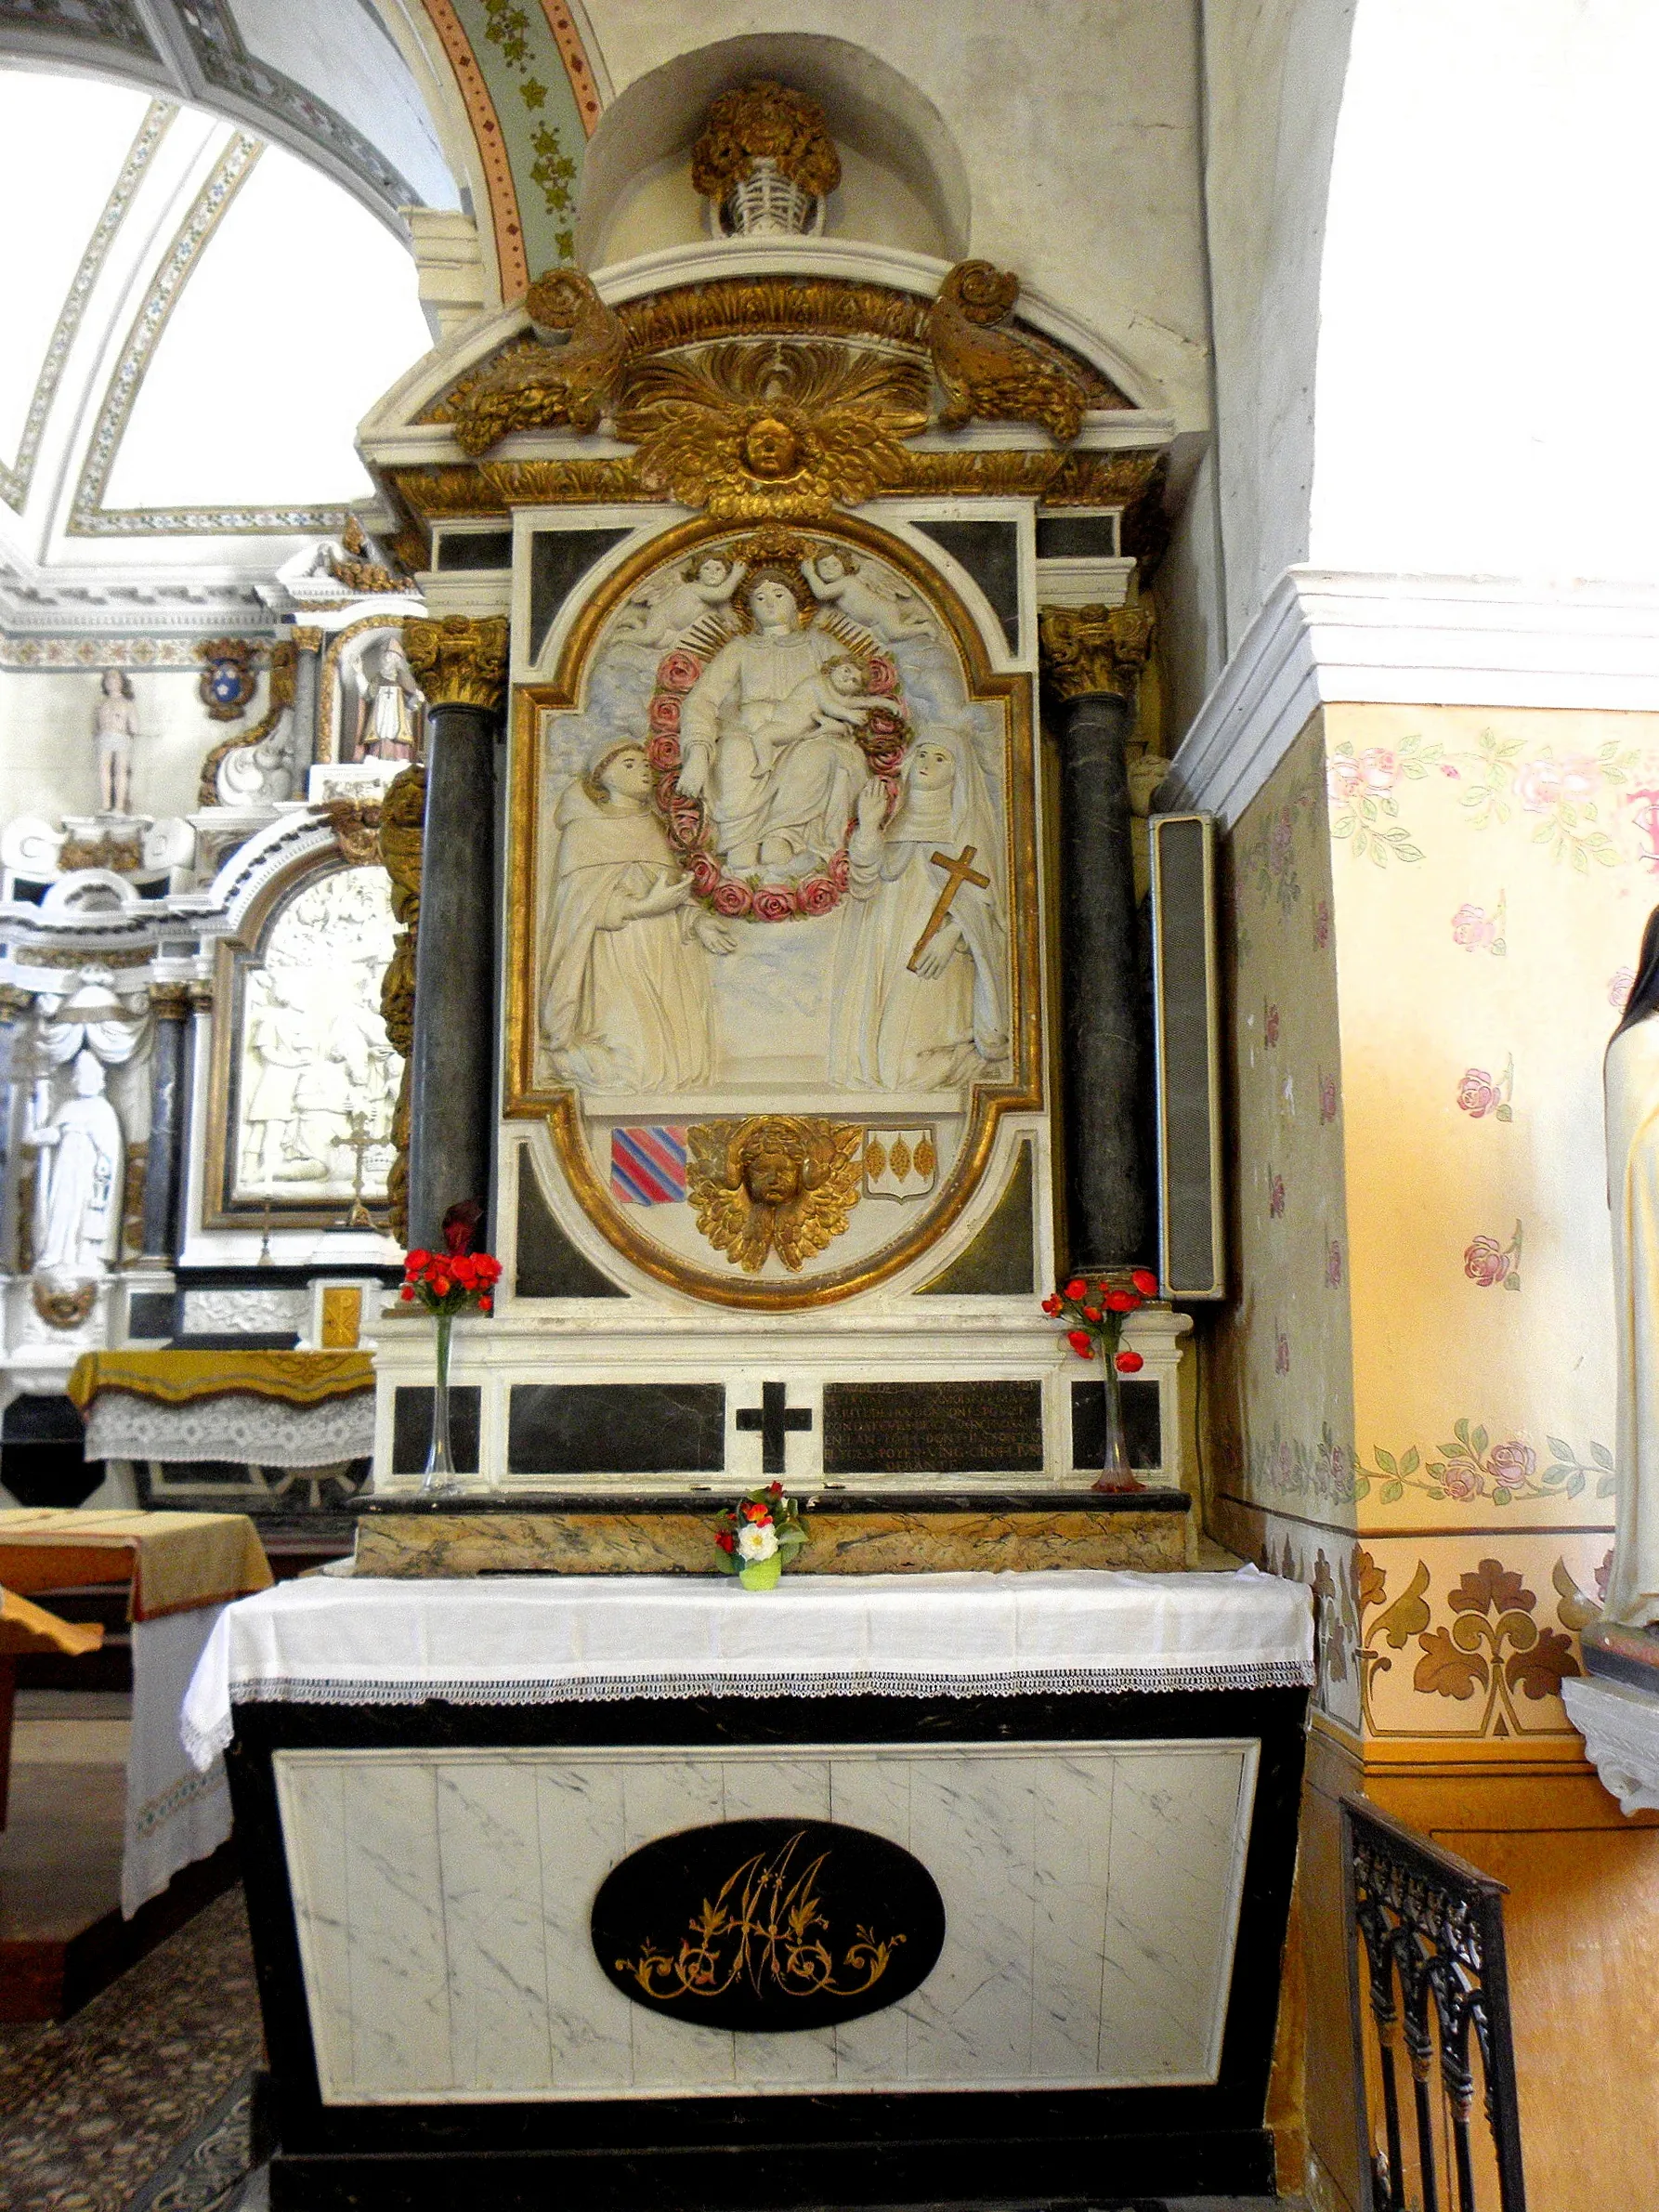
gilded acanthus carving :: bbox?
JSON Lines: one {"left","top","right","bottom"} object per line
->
{"left": 617, "top": 342, "right": 929, "bottom": 519}
{"left": 324, "top": 799, "right": 385, "bottom": 868}
{"left": 452, "top": 268, "right": 627, "bottom": 456}
{"left": 402, "top": 616, "right": 509, "bottom": 713}
{"left": 691, "top": 81, "right": 841, "bottom": 234}
{"left": 148, "top": 982, "right": 194, "bottom": 1020}
{"left": 1038, "top": 602, "right": 1156, "bottom": 702}
{"left": 688, "top": 1117, "right": 862, "bottom": 1274}
{"left": 377, "top": 766, "right": 425, "bottom": 1248}
{"left": 928, "top": 262, "right": 1090, "bottom": 444}
{"left": 198, "top": 639, "right": 296, "bottom": 806}
{"left": 326, "top": 517, "right": 403, "bottom": 596}
{"left": 392, "top": 451, "right": 1160, "bottom": 541}
{"left": 59, "top": 830, "right": 140, "bottom": 873}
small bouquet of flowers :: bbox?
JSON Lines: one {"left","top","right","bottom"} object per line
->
{"left": 398, "top": 1243, "right": 503, "bottom": 1316}
{"left": 714, "top": 1482, "right": 808, "bottom": 1591}
{"left": 1042, "top": 1267, "right": 1160, "bottom": 1490}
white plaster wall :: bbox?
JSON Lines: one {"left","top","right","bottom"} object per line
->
{"left": 0, "top": 666, "right": 246, "bottom": 828}
{"left": 1198, "top": 0, "right": 1355, "bottom": 653}
{"left": 1309, "top": 0, "right": 1659, "bottom": 586}
{"left": 579, "top": 0, "right": 1212, "bottom": 432}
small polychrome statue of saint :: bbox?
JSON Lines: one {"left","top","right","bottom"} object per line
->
{"left": 1604, "top": 904, "right": 1659, "bottom": 1625}
{"left": 828, "top": 728, "right": 1008, "bottom": 1091}
{"left": 357, "top": 636, "right": 425, "bottom": 763}
{"left": 93, "top": 669, "right": 139, "bottom": 814}
{"left": 542, "top": 737, "right": 736, "bottom": 1092}
{"left": 26, "top": 1048, "right": 124, "bottom": 1279}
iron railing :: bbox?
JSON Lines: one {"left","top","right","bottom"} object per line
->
{"left": 1341, "top": 1794, "right": 1526, "bottom": 2212}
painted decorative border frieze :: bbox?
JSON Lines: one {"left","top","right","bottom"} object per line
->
{"left": 0, "top": 634, "right": 269, "bottom": 670}
{"left": 0, "top": 98, "right": 174, "bottom": 514}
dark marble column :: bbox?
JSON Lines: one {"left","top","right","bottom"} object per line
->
{"left": 1038, "top": 602, "right": 1156, "bottom": 1273}
{"left": 137, "top": 982, "right": 191, "bottom": 1266}
{"left": 401, "top": 617, "right": 508, "bottom": 1254}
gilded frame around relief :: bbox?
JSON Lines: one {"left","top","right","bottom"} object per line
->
{"left": 200, "top": 848, "right": 399, "bottom": 1230}
{"left": 503, "top": 510, "right": 1044, "bottom": 1310}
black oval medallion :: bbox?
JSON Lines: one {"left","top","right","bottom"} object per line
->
{"left": 591, "top": 1817, "right": 946, "bottom": 2032}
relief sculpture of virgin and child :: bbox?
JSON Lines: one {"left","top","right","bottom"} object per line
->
{"left": 539, "top": 529, "right": 1010, "bottom": 1105}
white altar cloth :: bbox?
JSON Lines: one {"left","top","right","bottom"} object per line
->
{"left": 182, "top": 1566, "right": 1313, "bottom": 1768}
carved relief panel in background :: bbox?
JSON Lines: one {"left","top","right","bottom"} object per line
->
{"left": 208, "top": 863, "right": 401, "bottom": 1224}
{"left": 508, "top": 517, "right": 1040, "bottom": 1307}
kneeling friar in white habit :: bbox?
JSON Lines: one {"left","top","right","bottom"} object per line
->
{"left": 542, "top": 735, "right": 736, "bottom": 1093}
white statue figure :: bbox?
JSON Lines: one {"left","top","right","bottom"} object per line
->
{"left": 828, "top": 730, "right": 1009, "bottom": 1091}
{"left": 1603, "top": 906, "right": 1659, "bottom": 1623}
{"left": 93, "top": 670, "right": 140, "bottom": 814}
{"left": 217, "top": 719, "right": 294, "bottom": 805}
{"left": 677, "top": 567, "right": 864, "bottom": 875}
{"left": 613, "top": 556, "right": 749, "bottom": 650}
{"left": 356, "top": 636, "right": 424, "bottom": 763}
{"left": 807, "top": 548, "right": 936, "bottom": 642}
{"left": 26, "top": 1048, "right": 124, "bottom": 1278}
{"left": 542, "top": 738, "right": 737, "bottom": 1092}
{"left": 241, "top": 975, "right": 313, "bottom": 1185}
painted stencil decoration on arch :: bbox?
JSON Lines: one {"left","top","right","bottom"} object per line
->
{"left": 504, "top": 516, "right": 1040, "bottom": 1308}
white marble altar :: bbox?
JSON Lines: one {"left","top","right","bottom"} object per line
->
{"left": 273, "top": 1736, "right": 1257, "bottom": 2104}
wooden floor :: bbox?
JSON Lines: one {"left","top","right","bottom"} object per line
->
{"left": 0, "top": 1692, "right": 235, "bottom": 2020}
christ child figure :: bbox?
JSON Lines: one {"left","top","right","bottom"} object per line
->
{"left": 747, "top": 655, "right": 891, "bottom": 779}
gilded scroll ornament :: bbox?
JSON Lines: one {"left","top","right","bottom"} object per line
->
{"left": 688, "top": 1116, "right": 862, "bottom": 1273}
{"left": 1038, "top": 602, "right": 1156, "bottom": 702}
{"left": 617, "top": 341, "right": 929, "bottom": 519}
{"left": 928, "top": 261, "right": 1090, "bottom": 443}
{"left": 198, "top": 639, "right": 296, "bottom": 806}
{"left": 377, "top": 765, "right": 425, "bottom": 1249}
{"left": 325, "top": 517, "right": 403, "bottom": 596}
{"left": 402, "top": 615, "right": 509, "bottom": 713}
{"left": 451, "top": 268, "right": 628, "bottom": 457}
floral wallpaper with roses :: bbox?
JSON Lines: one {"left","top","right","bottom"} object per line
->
{"left": 1206, "top": 700, "right": 1659, "bottom": 1738}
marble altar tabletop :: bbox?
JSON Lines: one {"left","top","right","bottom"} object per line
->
{"left": 182, "top": 1565, "right": 1313, "bottom": 1767}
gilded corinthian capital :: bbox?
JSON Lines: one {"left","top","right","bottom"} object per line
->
{"left": 403, "top": 616, "right": 509, "bottom": 712}
{"left": 1038, "top": 603, "right": 1156, "bottom": 702}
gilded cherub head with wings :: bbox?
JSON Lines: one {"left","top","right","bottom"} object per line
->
{"left": 688, "top": 1115, "right": 862, "bottom": 1273}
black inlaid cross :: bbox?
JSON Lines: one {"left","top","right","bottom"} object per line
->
{"left": 735, "top": 1382, "right": 813, "bottom": 1476}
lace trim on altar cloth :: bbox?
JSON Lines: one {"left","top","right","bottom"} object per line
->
{"left": 185, "top": 1656, "right": 1313, "bottom": 1766}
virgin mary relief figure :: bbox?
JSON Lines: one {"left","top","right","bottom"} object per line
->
{"left": 676, "top": 567, "right": 866, "bottom": 876}
{"left": 830, "top": 731, "right": 1008, "bottom": 1091}
{"left": 1604, "top": 906, "right": 1659, "bottom": 1623}
{"left": 542, "top": 738, "right": 737, "bottom": 1091}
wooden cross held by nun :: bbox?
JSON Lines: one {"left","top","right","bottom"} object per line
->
{"left": 908, "top": 845, "right": 990, "bottom": 973}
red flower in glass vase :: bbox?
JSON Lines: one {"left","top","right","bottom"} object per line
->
{"left": 1116, "top": 1350, "right": 1144, "bottom": 1374}
{"left": 1066, "top": 1329, "right": 1094, "bottom": 1358}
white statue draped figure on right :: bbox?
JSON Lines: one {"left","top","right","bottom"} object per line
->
{"left": 1603, "top": 904, "right": 1659, "bottom": 1624}
{"left": 828, "top": 727, "right": 1008, "bottom": 1092}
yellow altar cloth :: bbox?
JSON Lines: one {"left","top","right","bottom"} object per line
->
{"left": 0, "top": 1510, "right": 273, "bottom": 1622}
{"left": 67, "top": 1349, "right": 375, "bottom": 1410}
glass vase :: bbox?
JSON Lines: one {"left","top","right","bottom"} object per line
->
{"left": 1091, "top": 1353, "right": 1142, "bottom": 1493}
{"left": 419, "top": 1309, "right": 457, "bottom": 1496}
